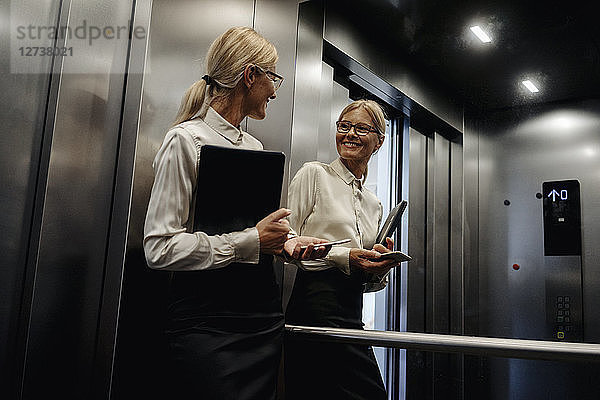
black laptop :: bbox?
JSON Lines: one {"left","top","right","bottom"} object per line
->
{"left": 193, "top": 145, "right": 285, "bottom": 235}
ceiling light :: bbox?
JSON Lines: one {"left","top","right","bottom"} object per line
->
{"left": 470, "top": 26, "right": 491, "bottom": 43}
{"left": 522, "top": 80, "right": 539, "bottom": 93}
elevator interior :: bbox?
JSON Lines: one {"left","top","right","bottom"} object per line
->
{"left": 2, "top": 0, "right": 599, "bottom": 399}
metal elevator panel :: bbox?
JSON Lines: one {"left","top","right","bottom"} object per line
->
{"left": 542, "top": 180, "right": 583, "bottom": 342}
{"left": 20, "top": 1, "right": 134, "bottom": 398}
{"left": 473, "top": 100, "right": 600, "bottom": 400}
{"left": 0, "top": 1, "right": 61, "bottom": 396}
{"left": 407, "top": 129, "right": 464, "bottom": 399}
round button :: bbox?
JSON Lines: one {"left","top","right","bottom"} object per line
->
{"left": 512, "top": 263, "right": 520, "bottom": 270}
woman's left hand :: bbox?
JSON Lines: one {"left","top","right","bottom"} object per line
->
{"left": 284, "top": 236, "right": 332, "bottom": 260}
{"left": 365, "top": 237, "right": 401, "bottom": 274}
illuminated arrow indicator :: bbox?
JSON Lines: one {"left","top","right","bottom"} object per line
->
{"left": 548, "top": 189, "right": 560, "bottom": 201}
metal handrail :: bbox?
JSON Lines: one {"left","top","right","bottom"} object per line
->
{"left": 285, "top": 325, "right": 600, "bottom": 362}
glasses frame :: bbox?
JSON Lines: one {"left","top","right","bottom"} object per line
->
{"left": 335, "top": 120, "right": 380, "bottom": 136}
{"left": 253, "top": 65, "right": 284, "bottom": 91}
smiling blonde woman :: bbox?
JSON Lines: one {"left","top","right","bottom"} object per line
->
{"left": 284, "top": 99, "right": 400, "bottom": 400}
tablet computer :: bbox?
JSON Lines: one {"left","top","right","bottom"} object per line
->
{"left": 375, "top": 200, "right": 408, "bottom": 245}
{"left": 193, "top": 145, "right": 285, "bottom": 235}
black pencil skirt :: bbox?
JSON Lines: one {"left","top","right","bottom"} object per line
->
{"left": 166, "top": 259, "right": 284, "bottom": 400}
{"left": 284, "top": 267, "right": 387, "bottom": 400}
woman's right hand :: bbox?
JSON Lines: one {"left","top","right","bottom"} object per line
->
{"left": 349, "top": 248, "right": 396, "bottom": 275}
{"left": 256, "top": 208, "right": 292, "bottom": 255}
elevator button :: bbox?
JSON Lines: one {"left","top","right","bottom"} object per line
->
{"left": 566, "top": 326, "right": 572, "bottom": 332}
{"left": 558, "top": 303, "right": 563, "bottom": 309}
{"left": 558, "top": 310, "right": 564, "bottom": 316}
{"left": 557, "top": 332, "right": 565, "bottom": 339}
{"left": 565, "top": 303, "right": 570, "bottom": 309}
{"left": 565, "top": 296, "right": 570, "bottom": 302}
{"left": 558, "top": 325, "right": 564, "bottom": 331}
{"left": 565, "top": 310, "right": 570, "bottom": 316}
{"left": 565, "top": 317, "right": 571, "bottom": 323}
{"left": 557, "top": 316, "right": 564, "bottom": 322}
{"left": 557, "top": 296, "right": 563, "bottom": 302}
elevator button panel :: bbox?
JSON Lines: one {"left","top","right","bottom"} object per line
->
{"left": 554, "top": 295, "right": 578, "bottom": 341}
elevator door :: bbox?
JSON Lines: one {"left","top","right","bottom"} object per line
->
{"left": 285, "top": 60, "right": 395, "bottom": 377}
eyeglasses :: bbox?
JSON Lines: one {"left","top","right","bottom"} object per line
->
{"left": 336, "top": 120, "right": 380, "bottom": 136}
{"left": 254, "top": 65, "right": 284, "bottom": 91}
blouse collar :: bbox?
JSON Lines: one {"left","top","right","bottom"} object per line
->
{"left": 203, "top": 106, "right": 244, "bottom": 144}
{"left": 331, "top": 158, "right": 363, "bottom": 187}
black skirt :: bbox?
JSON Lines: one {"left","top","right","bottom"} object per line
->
{"left": 284, "top": 267, "right": 387, "bottom": 400}
{"left": 166, "top": 256, "right": 284, "bottom": 400}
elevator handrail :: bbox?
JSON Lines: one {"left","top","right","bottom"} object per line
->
{"left": 285, "top": 325, "right": 600, "bottom": 362}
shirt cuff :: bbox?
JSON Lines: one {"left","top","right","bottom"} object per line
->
{"left": 364, "top": 272, "right": 389, "bottom": 292}
{"left": 229, "top": 227, "right": 260, "bottom": 264}
{"left": 325, "top": 246, "right": 351, "bottom": 275}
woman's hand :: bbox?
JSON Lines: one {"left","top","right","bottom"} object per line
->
{"left": 283, "top": 236, "right": 332, "bottom": 260}
{"left": 349, "top": 237, "right": 398, "bottom": 275}
{"left": 256, "top": 208, "right": 292, "bottom": 255}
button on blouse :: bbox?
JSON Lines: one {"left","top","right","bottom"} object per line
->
{"left": 287, "top": 158, "right": 388, "bottom": 291}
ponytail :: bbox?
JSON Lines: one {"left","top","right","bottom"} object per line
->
{"left": 173, "top": 27, "right": 278, "bottom": 126}
{"left": 173, "top": 79, "right": 209, "bottom": 126}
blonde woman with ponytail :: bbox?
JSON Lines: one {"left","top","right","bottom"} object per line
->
{"left": 143, "top": 27, "right": 329, "bottom": 400}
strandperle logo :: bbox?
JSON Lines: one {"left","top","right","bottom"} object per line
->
{"left": 15, "top": 20, "right": 146, "bottom": 46}
{"left": 10, "top": 17, "right": 148, "bottom": 74}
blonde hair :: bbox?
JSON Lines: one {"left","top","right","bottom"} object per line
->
{"left": 338, "top": 99, "right": 387, "bottom": 136}
{"left": 173, "top": 27, "right": 278, "bottom": 125}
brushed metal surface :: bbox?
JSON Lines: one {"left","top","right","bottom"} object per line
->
{"left": 19, "top": 0, "right": 134, "bottom": 398}
{"left": 289, "top": 0, "right": 324, "bottom": 177}
{"left": 474, "top": 100, "right": 600, "bottom": 399}
{"left": 407, "top": 128, "right": 427, "bottom": 332}
{"left": 285, "top": 325, "right": 600, "bottom": 362}
{"left": 0, "top": 1, "right": 61, "bottom": 396}
{"left": 432, "top": 133, "right": 450, "bottom": 334}
{"left": 94, "top": 1, "right": 153, "bottom": 398}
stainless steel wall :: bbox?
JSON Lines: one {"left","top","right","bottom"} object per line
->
{"left": 406, "top": 129, "right": 464, "bottom": 399}
{"left": 0, "top": 1, "right": 60, "bottom": 396}
{"left": 466, "top": 99, "right": 600, "bottom": 399}
{"left": 2, "top": 0, "right": 135, "bottom": 399}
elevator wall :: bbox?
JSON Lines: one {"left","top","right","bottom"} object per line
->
{"left": 2, "top": 0, "right": 135, "bottom": 398}
{"left": 464, "top": 99, "right": 600, "bottom": 399}
{"left": 2, "top": 1, "right": 473, "bottom": 399}
{"left": 0, "top": 1, "right": 60, "bottom": 395}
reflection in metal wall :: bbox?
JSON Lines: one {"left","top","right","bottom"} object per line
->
{"left": 406, "top": 129, "right": 464, "bottom": 399}
{"left": 471, "top": 100, "right": 600, "bottom": 400}
{"left": 0, "top": 1, "right": 60, "bottom": 396}
{"left": 1, "top": 0, "right": 135, "bottom": 398}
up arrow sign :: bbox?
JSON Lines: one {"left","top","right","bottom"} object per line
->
{"left": 548, "top": 189, "right": 560, "bottom": 201}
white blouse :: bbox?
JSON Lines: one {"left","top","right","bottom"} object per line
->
{"left": 287, "top": 158, "right": 388, "bottom": 291}
{"left": 143, "top": 107, "right": 263, "bottom": 271}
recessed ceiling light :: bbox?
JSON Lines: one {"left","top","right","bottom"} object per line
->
{"left": 470, "top": 25, "right": 491, "bottom": 43}
{"left": 522, "top": 80, "right": 540, "bottom": 93}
